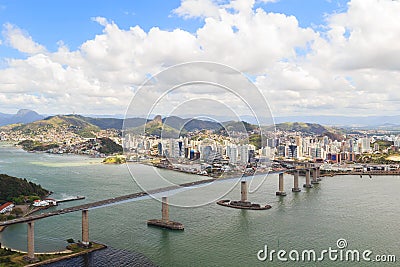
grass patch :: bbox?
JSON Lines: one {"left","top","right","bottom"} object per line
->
{"left": 0, "top": 242, "right": 106, "bottom": 267}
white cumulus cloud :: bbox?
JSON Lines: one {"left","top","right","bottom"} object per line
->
{"left": 2, "top": 23, "right": 46, "bottom": 55}
{"left": 173, "top": 0, "right": 220, "bottom": 19}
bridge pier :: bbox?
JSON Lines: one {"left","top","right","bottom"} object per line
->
{"left": 82, "top": 209, "right": 89, "bottom": 247}
{"left": 26, "top": 221, "right": 37, "bottom": 262}
{"left": 303, "top": 169, "right": 313, "bottom": 188}
{"left": 292, "top": 170, "right": 301, "bottom": 192}
{"left": 147, "top": 196, "right": 184, "bottom": 230}
{"left": 241, "top": 181, "right": 248, "bottom": 202}
{"left": 316, "top": 167, "right": 322, "bottom": 181}
{"left": 216, "top": 180, "right": 272, "bottom": 210}
{"left": 311, "top": 168, "right": 319, "bottom": 184}
{"left": 276, "top": 173, "right": 287, "bottom": 196}
{"left": 162, "top": 196, "right": 169, "bottom": 222}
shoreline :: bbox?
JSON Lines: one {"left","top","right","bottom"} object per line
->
{"left": 1, "top": 142, "right": 105, "bottom": 161}
{"left": 4, "top": 142, "right": 400, "bottom": 177}
{"left": 0, "top": 244, "right": 72, "bottom": 255}
{"left": 0, "top": 242, "right": 107, "bottom": 267}
{"left": 24, "top": 243, "right": 107, "bottom": 267}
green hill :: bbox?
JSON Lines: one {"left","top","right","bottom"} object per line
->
{"left": 18, "top": 140, "right": 59, "bottom": 152}
{"left": 7, "top": 115, "right": 101, "bottom": 138}
{"left": 0, "top": 174, "right": 49, "bottom": 203}
{"left": 9, "top": 114, "right": 147, "bottom": 131}
{"left": 98, "top": 137, "right": 123, "bottom": 154}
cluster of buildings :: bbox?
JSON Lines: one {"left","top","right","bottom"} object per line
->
{"left": 273, "top": 133, "right": 400, "bottom": 163}
{"left": 2, "top": 118, "right": 400, "bottom": 166}
{"left": 272, "top": 135, "right": 368, "bottom": 163}
{"left": 0, "top": 198, "right": 57, "bottom": 217}
{"left": 124, "top": 134, "right": 259, "bottom": 167}
{"left": 32, "top": 198, "right": 57, "bottom": 207}
{"left": 0, "top": 126, "right": 121, "bottom": 157}
{"left": 123, "top": 129, "right": 400, "bottom": 167}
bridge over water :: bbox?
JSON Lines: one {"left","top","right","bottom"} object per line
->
{"left": 0, "top": 178, "right": 217, "bottom": 227}
{"left": 0, "top": 163, "right": 321, "bottom": 262}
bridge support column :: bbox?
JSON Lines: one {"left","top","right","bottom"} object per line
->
{"left": 311, "top": 168, "right": 319, "bottom": 184}
{"left": 276, "top": 173, "right": 287, "bottom": 196}
{"left": 241, "top": 181, "right": 248, "bottom": 202}
{"left": 292, "top": 170, "right": 301, "bottom": 192}
{"left": 82, "top": 209, "right": 89, "bottom": 246}
{"left": 27, "top": 221, "right": 36, "bottom": 261}
{"left": 147, "top": 196, "right": 184, "bottom": 230}
{"left": 162, "top": 197, "right": 169, "bottom": 222}
{"left": 316, "top": 167, "right": 322, "bottom": 181}
{"left": 303, "top": 169, "right": 313, "bottom": 188}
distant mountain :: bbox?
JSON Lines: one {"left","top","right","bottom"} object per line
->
{"left": 163, "top": 116, "right": 222, "bottom": 132}
{"left": 125, "top": 115, "right": 181, "bottom": 138}
{"left": 1, "top": 112, "right": 349, "bottom": 140}
{"left": 0, "top": 109, "right": 44, "bottom": 126}
{"left": 274, "top": 115, "right": 400, "bottom": 128}
{"left": 0, "top": 112, "right": 12, "bottom": 119}
{"left": 222, "top": 121, "right": 257, "bottom": 132}
{"left": 49, "top": 115, "right": 148, "bottom": 130}
{"left": 74, "top": 115, "right": 124, "bottom": 130}
{"left": 273, "top": 122, "right": 329, "bottom": 134}
{"left": 202, "top": 114, "right": 400, "bottom": 128}
{"left": 265, "top": 122, "right": 344, "bottom": 140}
{"left": 3, "top": 111, "right": 400, "bottom": 129}
{"left": 123, "top": 117, "right": 149, "bottom": 129}
{"left": 83, "top": 114, "right": 125, "bottom": 119}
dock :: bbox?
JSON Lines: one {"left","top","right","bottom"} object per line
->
{"left": 147, "top": 197, "right": 184, "bottom": 230}
{"left": 147, "top": 219, "right": 184, "bottom": 230}
{"left": 216, "top": 181, "right": 272, "bottom": 210}
{"left": 217, "top": 199, "right": 272, "bottom": 210}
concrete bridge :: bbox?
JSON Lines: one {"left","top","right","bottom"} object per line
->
{"left": 275, "top": 163, "right": 322, "bottom": 196}
{"left": 0, "top": 164, "right": 321, "bottom": 262}
{"left": 0, "top": 178, "right": 216, "bottom": 262}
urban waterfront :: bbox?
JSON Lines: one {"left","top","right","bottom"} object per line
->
{"left": 0, "top": 143, "right": 399, "bottom": 266}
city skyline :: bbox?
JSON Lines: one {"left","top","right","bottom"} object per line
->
{"left": 0, "top": 0, "right": 399, "bottom": 117}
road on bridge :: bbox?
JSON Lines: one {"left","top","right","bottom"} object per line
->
{"left": 0, "top": 178, "right": 218, "bottom": 227}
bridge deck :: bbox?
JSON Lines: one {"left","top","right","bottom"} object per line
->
{"left": 0, "top": 168, "right": 320, "bottom": 227}
{"left": 0, "top": 178, "right": 217, "bottom": 227}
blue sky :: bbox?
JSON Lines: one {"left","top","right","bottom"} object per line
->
{"left": 0, "top": 1, "right": 190, "bottom": 56}
{"left": 0, "top": 0, "right": 399, "bottom": 117}
{"left": 0, "top": 0, "right": 347, "bottom": 57}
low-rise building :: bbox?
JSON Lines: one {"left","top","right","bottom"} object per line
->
{"left": 0, "top": 202, "right": 14, "bottom": 214}
{"left": 32, "top": 200, "right": 49, "bottom": 207}
{"left": 44, "top": 198, "right": 57, "bottom": 206}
